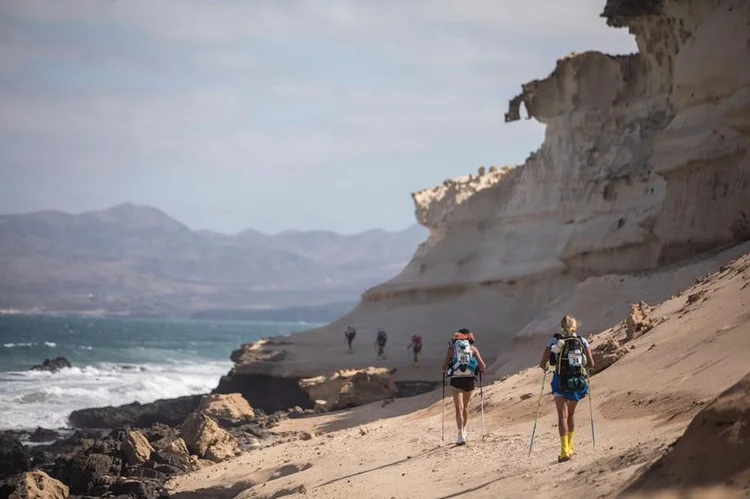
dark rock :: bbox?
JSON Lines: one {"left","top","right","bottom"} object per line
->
{"left": 140, "top": 424, "right": 178, "bottom": 450}
{"left": 28, "top": 427, "right": 61, "bottom": 442}
{"left": 152, "top": 451, "right": 190, "bottom": 473}
{"left": 41, "top": 429, "right": 105, "bottom": 456}
{"left": 6, "top": 424, "right": 179, "bottom": 499}
{"left": 54, "top": 452, "right": 123, "bottom": 495}
{"left": 142, "top": 459, "right": 184, "bottom": 478}
{"left": 0, "top": 479, "right": 14, "bottom": 499}
{"left": 0, "top": 435, "right": 30, "bottom": 480}
{"left": 213, "top": 372, "right": 313, "bottom": 414}
{"left": 125, "top": 465, "right": 168, "bottom": 481}
{"left": 88, "top": 473, "right": 117, "bottom": 496}
{"left": 90, "top": 435, "right": 122, "bottom": 457}
{"left": 110, "top": 477, "right": 169, "bottom": 499}
{"left": 30, "top": 356, "right": 72, "bottom": 372}
{"left": 230, "top": 424, "right": 271, "bottom": 440}
{"left": 68, "top": 394, "right": 203, "bottom": 429}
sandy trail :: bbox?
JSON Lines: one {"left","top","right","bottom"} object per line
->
{"left": 168, "top": 254, "right": 750, "bottom": 499}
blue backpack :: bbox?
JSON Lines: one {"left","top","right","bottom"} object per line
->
{"left": 446, "top": 339, "right": 478, "bottom": 378}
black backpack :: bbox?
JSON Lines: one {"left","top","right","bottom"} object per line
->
{"left": 555, "top": 335, "right": 589, "bottom": 393}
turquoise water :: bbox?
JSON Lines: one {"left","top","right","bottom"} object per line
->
{"left": 0, "top": 316, "right": 320, "bottom": 430}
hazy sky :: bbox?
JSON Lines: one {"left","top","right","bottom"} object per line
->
{"left": 0, "top": 1, "right": 637, "bottom": 234}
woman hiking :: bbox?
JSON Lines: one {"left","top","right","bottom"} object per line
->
{"left": 538, "top": 315, "right": 595, "bottom": 462}
{"left": 442, "top": 328, "right": 486, "bottom": 445}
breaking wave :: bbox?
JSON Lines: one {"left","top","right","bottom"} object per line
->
{"left": 0, "top": 360, "right": 231, "bottom": 430}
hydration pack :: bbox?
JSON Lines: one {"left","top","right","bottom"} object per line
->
{"left": 555, "top": 335, "right": 589, "bottom": 393}
{"left": 446, "top": 339, "right": 478, "bottom": 378}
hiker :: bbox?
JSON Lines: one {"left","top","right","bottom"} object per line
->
{"left": 538, "top": 315, "right": 595, "bottom": 462}
{"left": 375, "top": 328, "right": 388, "bottom": 359}
{"left": 407, "top": 334, "right": 423, "bottom": 367}
{"left": 442, "top": 328, "right": 486, "bottom": 445}
{"left": 344, "top": 326, "right": 357, "bottom": 353}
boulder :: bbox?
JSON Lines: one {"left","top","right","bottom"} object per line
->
{"left": 625, "top": 301, "right": 653, "bottom": 340}
{"left": 30, "top": 357, "right": 71, "bottom": 373}
{"left": 591, "top": 337, "right": 629, "bottom": 373}
{"left": 313, "top": 400, "right": 328, "bottom": 413}
{"left": 121, "top": 431, "right": 154, "bottom": 466}
{"left": 28, "top": 428, "right": 60, "bottom": 443}
{"left": 54, "top": 452, "right": 122, "bottom": 495}
{"left": 109, "top": 476, "right": 168, "bottom": 499}
{"left": 4, "top": 470, "right": 69, "bottom": 499}
{"left": 160, "top": 438, "right": 189, "bottom": 460}
{"left": 140, "top": 423, "right": 179, "bottom": 451}
{"left": 180, "top": 413, "right": 240, "bottom": 463}
{"left": 298, "top": 367, "right": 398, "bottom": 411}
{"left": 0, "top": 435, "right": 31, "bottom": 480}
{"left": 68, "top": 394, "right": 202, "bottom": 429}
{"left": 197, "top": 393, "right": 255, "bottom": 426}
{"left": 154, "top": 438, "right": 191, "bottom": 472}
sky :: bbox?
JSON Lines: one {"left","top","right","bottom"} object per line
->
{"left": 0, "top": 1, "right": 637, "bottom": 235}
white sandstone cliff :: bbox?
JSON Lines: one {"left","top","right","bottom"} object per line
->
{"left": 226, "top": 0, "right": 750, "bottom": 384}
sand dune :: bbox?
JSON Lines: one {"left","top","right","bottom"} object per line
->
{"left": 168, "top": 252, "right": 750, "bottom": 498}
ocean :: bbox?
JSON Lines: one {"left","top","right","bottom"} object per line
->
{"left": 0, "top": 315, "right": 320, "bottom": 430}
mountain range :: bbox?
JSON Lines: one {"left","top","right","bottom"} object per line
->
{"left": 0, "top": 203, "right": 427, "bottom": 318}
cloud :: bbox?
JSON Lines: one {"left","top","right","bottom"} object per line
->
{"left": 0, "top": 0, "right": 638, "bottom": 231}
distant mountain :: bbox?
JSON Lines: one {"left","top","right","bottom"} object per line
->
{"left": 0, "top": 203, "right": 427, "bottom": 318}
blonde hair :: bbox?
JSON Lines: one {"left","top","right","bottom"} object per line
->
{"left": 560, "top": 315, "right": 579, "bottom": 334}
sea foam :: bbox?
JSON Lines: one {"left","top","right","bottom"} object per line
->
{"left": 0, "top": 360, "right": 231, "bottom": 430}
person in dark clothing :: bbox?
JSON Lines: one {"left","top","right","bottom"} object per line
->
{"left": 344, "top": 326, "right": 357, "bottom": 353}
{"left": 375, "top": 329, "right": 387, "bottom": 359}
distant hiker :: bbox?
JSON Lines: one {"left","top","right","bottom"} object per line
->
{"left": 538, "top": 315, "right": 595, "bottom": 462}
{"left": 375, "top": 328, "right": 388, "bottom": 359}
{"left": 344, "top": 326, "right": 357, "bottom": 353}
{"left": 442, "top": 328, "right": 486, "bottom": 445}
{"left": 407, "top": 334, "right": 423, "bottom": 367}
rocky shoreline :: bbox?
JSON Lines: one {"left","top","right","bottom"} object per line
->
{"left": 0, "top": 393, "right": 318, "bottom": 499}
{"left": 0, "top": 354, "right": 437, "bottom": 498}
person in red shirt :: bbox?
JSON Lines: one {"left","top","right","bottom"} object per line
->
{"left": 407, "top": 334, "right": 423, "bottom": 367}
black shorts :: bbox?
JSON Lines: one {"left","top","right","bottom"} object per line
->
{"left": 449, "top": 377, "right": 476, "bottom": 392}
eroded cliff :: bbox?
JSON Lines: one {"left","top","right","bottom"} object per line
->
{"left": 226, "top": 0, "right": 750, "bottom": 385}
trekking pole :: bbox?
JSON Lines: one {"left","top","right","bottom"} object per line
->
{"left": 479, "top": 372, "right": 486, "bottom": 439}
{"left": 587, "top": 374, "right": 596, "bottom": 450}
{"left": 528, "top": 369, "right": 548, "bottom": 457}
{"left": 441, "top": 373, "right": 446, "bottom": 442}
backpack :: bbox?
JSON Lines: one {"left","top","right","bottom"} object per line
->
{"left": 412, "top": 335, "right": 422, "bottom": 347}
{"left": 446, "top": 339, "right": 478, "bottom": 378}
{"left": 377, "top": 330, "right": 387, "bottom": 343}
{"left": 555, "top": 335, "right": 589, "bottom": 393}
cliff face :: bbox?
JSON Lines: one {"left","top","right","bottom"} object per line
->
{"left": 364, "top": 0, "right": 748, "bottom": 313}
{"left": 226, "top": 0, "right": 750, "bottom": 383}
